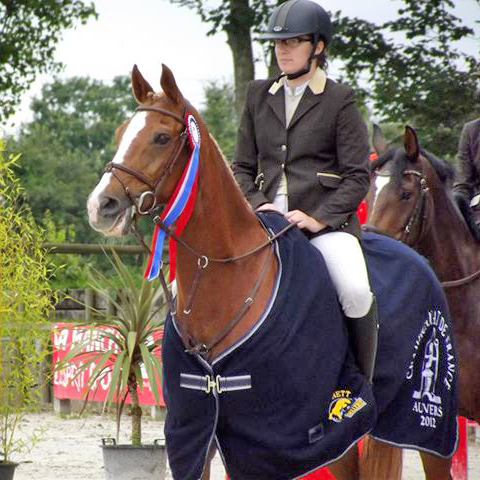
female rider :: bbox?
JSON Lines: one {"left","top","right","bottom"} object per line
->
{"left": 232, "top": 0, "right": 378, "bottom": 383}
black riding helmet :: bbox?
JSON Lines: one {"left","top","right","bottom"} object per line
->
{"left": 261, "top": 0, "right": 332, "bottom": 79}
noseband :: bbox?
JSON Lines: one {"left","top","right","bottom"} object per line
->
{"left": 399, "top": 169, "right": 429, "bottom": 244}
{"left": 104, "top": 106, "right": 189, "bottom": 215}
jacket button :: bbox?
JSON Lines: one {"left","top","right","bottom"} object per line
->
{"left": 281, "top": 144, "right": 287, "bottom": 152}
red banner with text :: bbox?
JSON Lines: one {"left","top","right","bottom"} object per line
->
{"left": 52, "top": 323, "right": 165, "bottom": 407}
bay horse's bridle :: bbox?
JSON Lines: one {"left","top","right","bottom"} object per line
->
{"left": 104, "top": 105, "right": 189, "bottom": 216}
{"left": 368, "top": 166, "right": 480, "bottom": 289}
{"left": 398, "top": 169, "right": 430, "bottom": 244}
{"left": 401, "top": 168, "right": 480, "bottom": 288}
{"left": 363, "top": 168, "right": 429, "bottom": 243}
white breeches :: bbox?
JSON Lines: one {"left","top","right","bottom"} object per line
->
{"left": 273, "top": 191, "right": 373, "bottom": 318}
{"left": 310, "top": 232, "right": 373, "bottom": 318}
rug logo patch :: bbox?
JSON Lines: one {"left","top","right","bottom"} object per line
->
{"left": 406, "top": 309, "right": 456, "bottom": 429}
{"left": 328, "top": 389, "right": 366, "bottom": 423}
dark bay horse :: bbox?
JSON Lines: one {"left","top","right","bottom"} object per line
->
{"left": 369, "top": 125, "right": 480, "bottom": 426}
{"left": 86, "top": 66, "right": 458, "bottom": 479}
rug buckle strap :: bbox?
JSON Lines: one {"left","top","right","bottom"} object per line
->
{"left": 180, "top": 373, "right": 252, "bottom": 395}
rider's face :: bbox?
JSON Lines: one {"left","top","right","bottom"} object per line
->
{"left": 275, "top": 38, "right": 324, "bottom": 75}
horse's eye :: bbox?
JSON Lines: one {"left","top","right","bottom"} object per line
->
{"left": 400, "top": 191, "right": 412, "bottom": 201}
{"left": 153, "top": 133, "right": 171, "bottom": 146}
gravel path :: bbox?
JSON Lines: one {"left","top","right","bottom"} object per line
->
{"left": 10, "top": 411, "right": 480, "bottom": 479}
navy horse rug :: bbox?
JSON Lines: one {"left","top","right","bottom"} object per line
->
{"left": 162, "top": 212, "right": 458, "bottom": 480}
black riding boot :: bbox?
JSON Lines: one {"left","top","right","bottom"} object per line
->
{"left": 346, "top": 296, "right": 379, "bottom": 384}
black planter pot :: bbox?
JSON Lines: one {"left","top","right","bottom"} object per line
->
{"left": 0, "top": 462, "right": 18, "bottom": 480}
{"left": 101, "top": 438, "right": 166, "bottom": 480}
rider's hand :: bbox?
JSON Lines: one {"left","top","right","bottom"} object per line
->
{"left": 284, "top": 210, "right": 326, "bottom": 233}
{"left": 256, "top": 203, "right": 281, "bottom": 213}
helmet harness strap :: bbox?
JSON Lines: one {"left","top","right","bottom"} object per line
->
{"left": 285, "top": 34, "right": 320, "bottom": 80}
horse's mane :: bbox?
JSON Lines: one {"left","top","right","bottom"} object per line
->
{"left": 372, "top": 147, "right": 455, "bottom": 188}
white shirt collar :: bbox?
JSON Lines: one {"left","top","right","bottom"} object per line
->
{"left": 284, "top": 80, "right": 309, "bottom": 97}
{"left": 268, "top": 68, "right": 327, "bottom": 96}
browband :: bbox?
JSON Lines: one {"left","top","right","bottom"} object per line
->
{"left": 136, "top": 106, "right": 186, "bottom": 125}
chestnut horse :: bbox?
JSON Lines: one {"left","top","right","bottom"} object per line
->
{"left": 87, "top": 66, "right": 458, "bottom": 480}
{"left": 369, "top": 125, "right": 480, "bottom": 426}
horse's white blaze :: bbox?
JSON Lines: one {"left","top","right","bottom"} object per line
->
{"left": 87, "top": 112, "right": 148, "bottom": 226}
{"left": 371, "top": 175, "right": 391, "bottom": 216}
{"left": 111, "top": 112, "right": 148, "bottom": 166}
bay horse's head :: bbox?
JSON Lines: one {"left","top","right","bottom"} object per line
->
{"left": 368, "top": 125, "right": 454, "bottom": 246}
{"left": 87, "top": 64, "right": 194, "bottom": 236}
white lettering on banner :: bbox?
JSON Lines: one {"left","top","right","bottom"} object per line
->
{"left": 100, "top": 370, "right": 112, "bottom": 391}
{"left": 54, "top": 329, "right": 69, "bottom": 349}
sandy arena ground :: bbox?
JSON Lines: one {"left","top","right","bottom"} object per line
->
{"left": 10, "top": 410, "right": 480, "bottom": 480}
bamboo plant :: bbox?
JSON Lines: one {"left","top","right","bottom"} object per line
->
{"left": 0, "top": 141, "right": 54, "bottom": 466}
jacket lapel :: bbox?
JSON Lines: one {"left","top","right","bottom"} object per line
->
{"left": 288, "top": 88, "right": 323, "bottom": 130}
{"left": 266, "top": 90, "right": 286, "bottom": 128}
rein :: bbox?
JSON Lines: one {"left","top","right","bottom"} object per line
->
{"left": 182, "top": 243, "right": 276, "bottom": 357}
{"left": 152, "top": 214, "right": 295, "bottom": 264}
{"left": 110, "top": 104, "right": 296, "bottom": 359}
{"left": 144, "top": 217, "right": 294, "bottom": 359}
{"left": 441, "top": 269, "right": 480, "bottom": 289}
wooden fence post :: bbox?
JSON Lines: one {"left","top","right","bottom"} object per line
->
{"left": 84, "top": 288, "right": 94, "bottom": 322}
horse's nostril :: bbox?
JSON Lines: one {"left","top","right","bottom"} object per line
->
{"left": 99, "top": 195, "right": 120, "bottom": 216}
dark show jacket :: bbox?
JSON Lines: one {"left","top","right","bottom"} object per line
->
{"left": 454, "top": 117, "right": 480, "bottom": 199}
{"left": 232, "top": 68, "right": 370, "bottom": 238}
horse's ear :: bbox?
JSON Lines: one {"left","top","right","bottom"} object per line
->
{"left": 372, "top": 124, "right": 388, "bottom": 155}
{"left": 160, "top": 64, "right": 184, "bottom": 105}
{"left": 403, "top": 125, "right": 420, "bottom": 161}
{"left": 131, "top": 64, "right": 154, "bottom": 104}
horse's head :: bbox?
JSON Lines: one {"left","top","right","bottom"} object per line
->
{"left": 369, "top": 125, "right": 445, "bottom": 245}
{"left": 87, "top": 64, "right": 193, "bottom": 236}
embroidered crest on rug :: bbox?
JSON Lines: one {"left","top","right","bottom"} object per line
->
{"left": 328, "top": 389, "right": 367, "bottom": 423}
{"left": 406, "top": 309, "right": 456, "bottom": 431}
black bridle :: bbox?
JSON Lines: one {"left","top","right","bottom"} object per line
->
{"left": 399, "top": 169, "right": 430, "bottom": 244}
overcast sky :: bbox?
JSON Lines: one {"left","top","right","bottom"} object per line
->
{"left": 3, "top": 0, "right": 479, "bottom": 133}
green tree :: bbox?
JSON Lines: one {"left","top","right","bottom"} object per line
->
{"left": 0, "top": 0, "right": 97, "bottom": 122}
{"left": 0, "top": 140, "right": 55, "bottom": 464}
{"left": 6, "top": 75, "right": 137, "bottom": 244}
{"left": 170, "top": 0, "right": 479, "bottom": 157}
{"left": 331, "top": 0, "right": 480, "bottom": 157}
{"left": 169, "top": 0, "right": 259, "bottom": 116}
{"left": 201, "top": 80, "right": 238, "bottom": 161}
{"left": 41, "top": 210, "right": 92, "bottom": 289}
